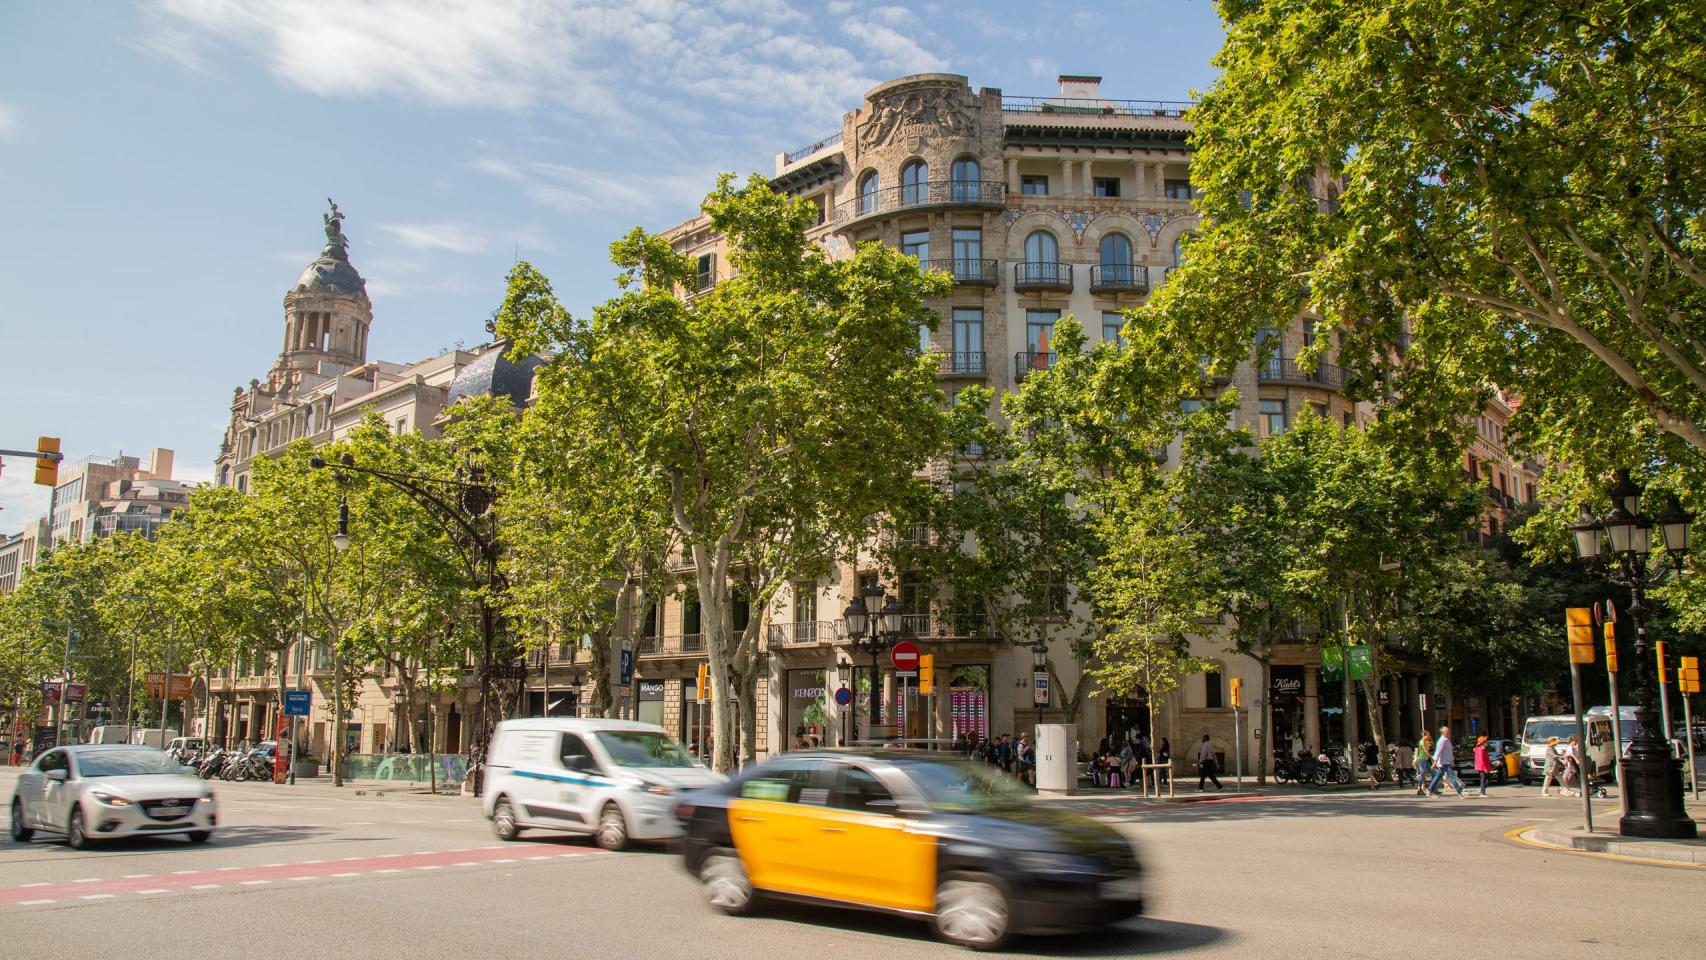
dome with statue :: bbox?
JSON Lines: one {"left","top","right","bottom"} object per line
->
{"left": 294, "top": 198, "right": 367, "bottom": 296}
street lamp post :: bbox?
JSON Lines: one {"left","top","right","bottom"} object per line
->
{"left": 1570, "top": 470, "right": 1697, "bottom": 839}
{"left": 311, "top": 452, "right": 507, "bottom": 795}
{"left": 843, "top": 585, "right": 903, "bottom": 742}
{"left": 1031, "top": 640, "right": 1048, "bottom": 730}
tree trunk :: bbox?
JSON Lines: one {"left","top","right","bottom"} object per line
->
{"left": 1257, "top": 655, "right": 1272, "bottom": 785}
{"left": 695, "top": 543, "right": 737, "bottom": 774}
{"left": 331, "top": 641, "right": 344, "bottom": 788}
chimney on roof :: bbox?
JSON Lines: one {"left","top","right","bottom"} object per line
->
{"left": 144, "top": 448, "right": 174, "bottom": 481}
{"left": 1058, "top": 75, "right": 1103, "bottom": 99}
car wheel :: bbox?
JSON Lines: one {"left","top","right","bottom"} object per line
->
{"left": 699, "top": 849, "right": 756, "bottom": 915}
{"left": 187, "top": 831, "right": 211, "bottom": 844}
{"left": 595, "top": 803, "right": 629, "bottom": 851}
{"left": 932, "top": 874, "right": 1012, "bottom": 950}
{"left": 491, "top": 796, "right": 522, "bottom": 841}
{"left": 9, "top": 799, "right": 32, "bottom": 843}
{"left": 66, "top": 807, "right": 91, "bottom": 850}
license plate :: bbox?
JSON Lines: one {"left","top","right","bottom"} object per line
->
{"left": 1100, "top": 877, "right": 1142, "bottom": 900}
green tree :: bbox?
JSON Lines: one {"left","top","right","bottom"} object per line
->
{"left": 500, "top": 175, "right": 948, "bottom": 772}
{"left": 1143, "top": 0, "right": 1706, "bottom": 501}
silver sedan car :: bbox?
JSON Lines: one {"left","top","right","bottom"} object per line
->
{"left": 10, "top": 745, "right": 218, "bottom": 848}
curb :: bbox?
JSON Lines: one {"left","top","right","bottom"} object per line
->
{"left": 1508, "top": 823, "right": 1706, "bottom": 869}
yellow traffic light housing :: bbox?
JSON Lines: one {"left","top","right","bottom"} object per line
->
{"left": 1681, "top": 656, "right": 1700, "bottom": 694}
{"left": 696, "top": 662, "right": 710, "bottom": 702}
{"left": 1656, "top": 641, "right": 1669, "bottom": 684}
{"left": 1604, "top": 623, "right": 1618, "bottom": 673}
{"left": 919, "top": 655, "right": 934, "bottom": 695}
{"left": 1566, "top": 607, "right": 1595, "bottom": 665}
{"left": 34, "top": 436, "right": 60, "bottom": 486}
{"left": 1230, "top": 677, "right": 1243, "bottom": 708}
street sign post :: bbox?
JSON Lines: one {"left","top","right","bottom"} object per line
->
{"left": 283, "top": 690, "right": 312, "bottom": 716}
{"left": 1681, "top": 656, "right": 1700, "bottom": 799}
{"left": 890, "top": 642, "right": 920, "bottom": 673}
{"left": 834, "top": 686, "right": 852, "bottom": 706}
{"left": 1032, "top": 671, "right": 1050, "bottom": 706}
{"left": 1566, "top": 607, "right": 1595, "bottom": 833}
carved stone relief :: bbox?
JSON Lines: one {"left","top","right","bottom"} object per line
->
{"left": 856, "top": 87, "right": 978, "bottom": 157}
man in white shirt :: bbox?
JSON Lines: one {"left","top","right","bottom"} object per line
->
{"left": 1425, "top": 725, "right": 1466, "bottom": 797}
{"left": 1196, "top": 734, "right": 1223, "bottom": 790}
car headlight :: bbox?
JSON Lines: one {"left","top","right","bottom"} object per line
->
{"left": 641, "top": 782, "right": 674, "bottom": 796}
{"left": 90, "top": 792, "right": 132, "bottom": 807}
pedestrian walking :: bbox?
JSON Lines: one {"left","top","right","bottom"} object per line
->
{"left": 1155, "top": 738, "right": 1172, "bottom": 791}
{"left": 996, "top": 734, "right": 1014, "bottom": 774}
{"left": 1413, "top": 732, "right": 1434, "bottom": 795}
{"left": 1017, "top": 733, "right": 1037, "bottom": 786}
{"left": 1472, "top": 735, "right": 1493, "bottom": 797}
{"left": 1562, "top": 735, "right": 1584, "bottom": 797}
{"left": 1362, "top": 741, "right": 1383, "bottom": 789}
{"left": 1425, "top": 725, "right": 1466, "bottom": 797}
{"left": 1539, "top": 736, "right": 1564, "bottom": 796}
{"left": 1196, "top": 734, "right": 1223, "bottom": 790}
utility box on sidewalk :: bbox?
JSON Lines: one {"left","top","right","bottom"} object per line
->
{"left": 1037, "top": 723, "right": 1077, "bottom": 794}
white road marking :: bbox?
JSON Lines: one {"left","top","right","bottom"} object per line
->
{"left": 218, "top": 866, "right": 243, "bottom": 871}
{"left": 73, "top": 878, "right": 102, "bottom": 884}
{"left": 331, "top": 872, "right": 360, "bottom": 878}
{"left": 300, "top": 860, "right": 325, "bottom": 865}
{"left": 18, "top": 900, "right": 56, "bottom": 906}
{"left": 491, "top": 858, "right": 515, "bottom": 863}
{"left": 190, "top": 884, "right": 221, "bottom": 890}
{"left": 340, "top": 857, "right": 363, "bottom": 861}
{"left": 526, "top": 856, "right": 549, "bottom": 861}
{"left": 121, "top": 874, "right": 152, "bottom": 879}
{"left": 453, "top": 862, "right": 477, "bottom": 867}
{"left": 239, "top": 880, "right": 270, "bottom": 886}
{"left": 19, "top": 883, "right": 50, "bottom": 888}
{"left": 375, "top": 868, "right": 403, "bottom": 874}
{"left": 136, "top": 889, "right": 171, "bottom": 895}
{"left": 288, "top": 876, "right": 318, "bottom": 882}
{"left": 79, "top": 894, "right": 115, "bottom": 900}
{"left": 415, "top": 865, "right": 442, "bottom": 870}
{"left": 379, "top": 853, "right": 403, "bottom": 858}
{"left": 346, "top": 821, "right": 373, "bottom": 826}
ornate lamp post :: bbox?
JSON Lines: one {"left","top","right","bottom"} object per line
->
{"left": 1571, "top": 469, "right": 1697, "bottom": 839}
{"left": 843, "top": 584, "right": 904, "bottom": 742}
{"left": 311, "top": 452, "right": 507, "bottom": 795}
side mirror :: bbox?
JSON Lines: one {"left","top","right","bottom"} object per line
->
{"left": 45, "top": 769, "right": 68, "bottom": 783}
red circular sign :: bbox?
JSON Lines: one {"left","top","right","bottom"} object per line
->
{"left": 891, "top": 641, "right": 921, "bottom": 672}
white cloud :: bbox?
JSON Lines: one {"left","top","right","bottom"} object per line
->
{"left": 473, "top": 155, "right": 709, "bottom": 215}
{"left": 0, "top": 470, "right": 51, "bottom": 537}
{"left": 379, "top": 222, "right": 488, "bottom": 254}
{"left": 0, "top": 102, "right": 17, "bottom": 138}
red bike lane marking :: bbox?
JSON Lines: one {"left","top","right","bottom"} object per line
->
{"left": 1, "top": 844, "right": 601, "bottom": 904}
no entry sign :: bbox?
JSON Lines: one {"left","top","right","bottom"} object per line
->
{"left": 891, "top": 641, "right": 921, "bottom": 673}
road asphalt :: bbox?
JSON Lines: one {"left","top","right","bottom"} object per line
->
{"left": 3, "top": 770, "right": 1701, "bottom": 959}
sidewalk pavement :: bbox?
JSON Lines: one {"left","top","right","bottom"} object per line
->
{"left": 253, "top": 776, "right": 476, "bottom": 800}
{"left": 1033, "top": 780, "right": 1378, "bottom": 804}
{"left": 1523, "top": 803, "right": 1706, "bottom": 867}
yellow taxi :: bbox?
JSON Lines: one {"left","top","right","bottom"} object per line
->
{"left": 675, "top": 749, "right": 1143, "bottom": 950}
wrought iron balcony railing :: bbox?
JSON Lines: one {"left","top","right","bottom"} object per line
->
{"left": 766, "top": 621, "right": 838, "bottom": 646}
{"left": 832, "top": 179, "right": 1006, "bottom": 224}
{"left": 940, "top": 351, "right": 988, "bottom": 377}
{"left": 1089, "top": 263, "right": 1150, "bottom": 294}
{"left": 1013, "top": 261, "right": 1073, "bottom": 292}
{"left": 1014, "top": 351, "right": 1055, "bottom": 380}
{"left": 1256, "top": 356, "right": 1346, "bottom": 389}
{"left": 922, "top": 258, "right": 999, "bottom": 286}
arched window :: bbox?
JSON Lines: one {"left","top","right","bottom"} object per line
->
{"left": 950, "top": 157, "right": 980, "bottom": 201}
{"left": 1173, "top": 233, "right": 1193, "bottom": 269}
{"left": 1099, "top": 232, "right": 1133, "bottom": 285}
{"left": 901, "top": 159, "right": 928, "bottom": 206}
{"left": 858, "top": 171, "right": 879, "bottom": 215}
{"left": 1024, "top": 230, "right": 1060, "bottom": 283}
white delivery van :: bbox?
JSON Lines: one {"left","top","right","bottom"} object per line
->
{"left": 1586, "top": 705, "right": 1640, "bottom": 757}
{"left": 481, "top": 718, "right": 724, "bottom": 851}
{"left": 88, "top": 725, "right": 132, "bottom": 744}
{"left": 1519, "top": 715, "right": 1615, "bottom": 785}
{"left": 130, "top": 728, "right": 181, "bottom": 749}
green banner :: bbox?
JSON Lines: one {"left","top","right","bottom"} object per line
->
{"left": 1349, "top": 645, "right": 1374, "bottom": 681}
{"left": 1321, "top": 646, "right": 1343, "bottom": 680}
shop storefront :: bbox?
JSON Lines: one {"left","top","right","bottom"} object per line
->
{"left": 785, "top": 669, "right": 827, "bottom": 748}
{"left": 637, "top": 680, "right": 664, "bottom": 727}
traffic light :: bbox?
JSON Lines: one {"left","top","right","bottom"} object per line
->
{"left": 1656, "top": 640, "right": 1669, "bottom": 684}
{"left": 1230, "top": 677, "right": 1243, "bottom": 708}
{"left": 1604, "top": 623, "right": 1618, "bottom": 673}
{"left": 695, "top": 663, "right": 709, "bottom": 703}
{"left": 919, "top": 654, "right": 934, "bottom": 695}
{"left": 1681, "top": 657, "right": 1700, "bottom": 694}
{"left": 34, "top": 436, "right": 60, "bottom": 486}
{"left": 1566, "top": 608, "right": 1595, "bottom": 665}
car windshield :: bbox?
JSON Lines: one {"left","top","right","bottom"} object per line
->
{"left": 76, "top": 750, "right": 183, "bottom": 778}
{"left": 1523, "top": 721, "right": 1580, "bottom": 744}
{"left": 894, "top": 758, "right": 1034, "bottom": 814}
{"left": 596, "top": 731, "right": 694, "bottom": 768}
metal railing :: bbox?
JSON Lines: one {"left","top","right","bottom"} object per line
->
{"left": 1013, "top": 261, "right": 1073, "bottom": 291}
{"left": 1002, "top": 96, "right": 1194, "bottom": 118}
{"left": 1255, "top": 356, "right": 1346, "bottom": 388}
{"left": 940, "top": 351, "right": 988, "bottom": 377}
{"left": 898, "top": 522, "right": 932, "bottom": 547}
{"left": 921, "top": 258, "right": 999, "bottom": 286}
{"left": 767, "top": 621, "right": 838, "bottom": 646}
{"left": 832, "top": 179, "right": 1005, "bottom": 224}
{"left": 679, "top": 634, "right": 704, "bottom": 653}
{"left": 1015, "top": 351, "right": 1055, "bottom": 380}
{"left": 637, "top": 636, "right": 661, "bottom": 655}
{"left": 784, "top": 132, "right": 842, "bottom": 164}
{"left": 1089, "top": 263, "right": 1150, "bottom": 294}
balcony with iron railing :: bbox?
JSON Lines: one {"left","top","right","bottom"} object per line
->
{"left": 921, "top": 258, "right": 999, "bottom": 287}
{"left": 1014, "top": 351, "right": 1055, "bottom": 381}
{"left": 1089, "top": 263, "right": 1150, "bottom": 294}
{"left": 1002, "top": 96, "right": 1194, "bottom": 119}
{"left": 939, "top": 351, "right": 988, "bottom": 378}
{"left": 832, "top": 179, "right": 1006, "bottom": 225}
{"left": 1256, "top": 356, "right": 1346, "bottom": 389}
{"left": 679, "top": 633, "right": 704, "bottom": 653}
{"left": 767, "top": 621, "right": 839, "bottom": 646}
{"left": 637, "top": 636, "right": 662, "bottom": 655}
{"left": 1013, "top": 261, "right": 1073, "bottom": 292}
{"left": 783, "top": 131, "right": 842, "bottom": 165}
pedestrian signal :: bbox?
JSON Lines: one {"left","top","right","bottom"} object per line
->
{"left": 34, "top": 436, "right": 60, "bottom": 486}
{"left": 919, "top": 654, "right": 934, "bottom": 695}
{"left": 1681, "top": 657, "right": 1700, "bottom": 694}
{"left": 1565, "top": 608, "right": 1595, "bottom": 665}
{"left": 1230, "top": 677, "right": 1243, "bottom": 708}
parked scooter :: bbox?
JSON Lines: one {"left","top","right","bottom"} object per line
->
{"left": 196, "top": 746, "right": 227, "bottom": 779}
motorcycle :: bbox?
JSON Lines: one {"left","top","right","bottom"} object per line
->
{"left": 196, "top": 747, "right": 227, "bottom": 779}
{"left": 1314, "top": 751, "right": 1353, "bottom": 785}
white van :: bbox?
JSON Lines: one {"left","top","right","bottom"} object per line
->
{"left": 1519, "top": 715, "right": 1615, "bottom": 785}
{"left": 481, "top": 718, "right": 724, "bottom": 851}
{"left": 129, "top": 728, "right": 180, "bottom": 749}
{"left": 87, "top": 725, "right": 132, "bottom": 745}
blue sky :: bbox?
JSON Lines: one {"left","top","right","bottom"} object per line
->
{"left": 0, "top": 0, "right": 1225, "bottom": 534}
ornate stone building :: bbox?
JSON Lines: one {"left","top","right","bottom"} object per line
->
{"left": 625, "top": 73, "right": 1466, "bottom": 774}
